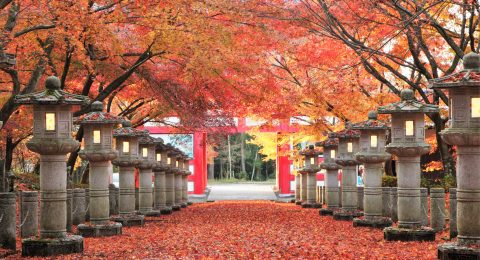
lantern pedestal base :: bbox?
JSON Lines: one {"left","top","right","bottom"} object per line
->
{"left": 172, "top": 205, "right": 181, "bottom": 211}
{"left": 295, "top": 201, "right": 303, "bottom": 205}
{"left": 111, "top": 214, "right": 145, "bottom": 227}
{"left": 180, "top": 202, "right": 188, "bottom": 208}
{"left": 353, "top": 216, "right": 392, "bottom": 229}
{"left": 138, "top": 209, "right": 161, "bottom": 217}
{"left": 383, "top": 227, "right": 435, "bottom": 242}
{"left": 438, "top": 242, "right": 480, "bottom": 260}
{"left": 159, "top": 207, "right": 173, "bottom": 215}
{"left": 319, "top": 207, "right": 337, "bottom": 216}
{"left": 301, "top": 202, "right": 322, "bottom": 208}
{"left": 333, "top": 210, "right": 363, "bottom": 221}
{"left": 22, "top": 235, "right": 83, "bottom": 257}
{"left": 77, "top": 222, "right": 122, "bottom": 238}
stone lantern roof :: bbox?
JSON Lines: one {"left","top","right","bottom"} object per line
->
{"left": 318, "top": 135, "right": 338, "bottom": 148}
{"left": 299, "top": 144, "right": 321, "bottom": 156}
{"left": 377, "top": 89, "right": 439, "bottom": 114}
{"left": 74, "top": 101, "right": 123, "bottom": 125}
{"left": 14, "top": 76, "right": 90, "bottom": 105}
{"left": 350, "top": 111, "right": 389, "bottom": 130}
{"left": 429, "top": 52, "right": 480, "bottom": 89}
{"left": 331, "top": 128, "right": 360, "bottom": 139}
{"left": 153, "top": 137, "right": 164, "bottom": 146}
{"left": 113, "top": 121, "right": 147, "bottom": 137}
{"left": 139, "top": 133, "right": 155, "bottom": 144}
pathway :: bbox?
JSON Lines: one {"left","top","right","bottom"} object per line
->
{"left": 207, "top": 183, "right": 277, "bottom": 201}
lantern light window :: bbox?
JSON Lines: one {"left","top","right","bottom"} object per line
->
{"left": 347, "top": 142, "right": 353, "bottom": 153}
{"left": 330, "top": 149, "right": 336, "bottom": 159}
{"left": 142, "top": 147, "right": 148, "bottom": 158}
{"left": 93, "top": 130, "right": 101, "bottom": 144}
{"left": 370, "top": 135, "right": 378, "bottom": 148}
{"left": 122, "top": 141, "right": 129, "bottom": 153}
{"left": 405, "top": 121, "right": 414, "bottom": 136}
{"left": 45, "top": 113, "right": 56, "bottom": 131}
{"left": 472, "top": 97, "right": 480, "bottom": 118}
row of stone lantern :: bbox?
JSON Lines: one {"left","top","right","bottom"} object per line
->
{"left": 13, "top": 76, "right": 192, "bottom": 257}
{"left": 296, "top": 89, "right": 441, "bottom": 241}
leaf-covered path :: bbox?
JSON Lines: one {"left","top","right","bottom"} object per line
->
{"left": 7, "top": 201, "right": 443, "bottom": 259}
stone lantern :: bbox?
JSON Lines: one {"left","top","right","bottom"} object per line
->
{"left": 153, "top": 138, "right": 173, "bottom": 214}
{"left": 111, "top": 121, "right": 145, "bottom": 227}
{"left": 165, "top": 144, "right": 181, "bottom": 211}
{"left": 378, "top": 88, "right": 438, "bottom": 241}
{"left": 14, "top": 76, "right": 89, "bottom": 256}
{"left": 174, "top": 149, "right": 185, "bottom": 210}
{"left": 319, "top": 134, "right": 341, "bottom": 215}
{"left": 351, "top": 111, "right": 393, "bottom": 228}
{"left": 75, "top": 101, "right": 123, "bottom": 237}
{"left": 430, "top": 52, "right": 480, "bottom": 258}
{"left": 332, "top": 127, "right": 362, "bottom": 221}
{"left": 182, "top": 157, "right": 192, "bottom": 207}
{"left": 298, "top": 145, "right": 321, "bottom": 208}
{"left": 137, "top": 132, "right": 161, "bottom": 216}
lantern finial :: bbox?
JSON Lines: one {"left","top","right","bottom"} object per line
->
{"left": 122, "top": 121, "right": 132, "bottom": 127}
{"left": 463, "top": 52, "right": 480, "bottom": 70}
{"left": 400, "top": 89, "right": 415, "bottom": 101}
{"left": 367, "top": 110, "right": 378, "bottom": 120}
{"left": 91, "top": 101, "right": 104, "bottom": 112}
{"left": 45, "top": 76, "right": 61, "bottom": 90}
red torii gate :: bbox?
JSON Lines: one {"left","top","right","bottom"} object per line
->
{"left": 144, "top": 118, "right": 299, "bottom": 199}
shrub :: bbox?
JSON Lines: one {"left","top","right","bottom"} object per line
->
{"left": 382, "top": 175, "right": 397, "bottom": 187}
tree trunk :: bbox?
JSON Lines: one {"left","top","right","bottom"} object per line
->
{"left": 5, "top": 135, "right": 14, "bottom": 172}
{"left": 240, "top": 133, "right": 246, "bottom": 175}
{"left": 227, "top": 135, "right": 232, "bottom": 179}
{"left": 251, "top": 150, "right": 258, "bottom": 181}
{"left": 208, "top": 163, "right": 214, "bottom": 180}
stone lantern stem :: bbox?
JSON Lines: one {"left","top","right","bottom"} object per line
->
{"left": 341, "top": 165, "right": 358, "bottom": 212}
{"left": 363, "top": 163, "right": 383, "bottom": 220}
{"left": 138, "top": 168, "right": 154, "bottom": 214}
{"left": 39, "top": 154, "right": 68, "bottom": 239}
{"left": 119, "top": 166, "right": 136, "bottom": 215}
{"left": 182, "top": 175, "right": 188, "bottom": 207}
{"left": 305, "top": 172, "right": 317, "bottom": 206}
{"left": 165, "top": 171, "right": 175, "bottom": 208}
{"left": 153, "top": 170, "right": 167, "bottom": 211}
{"left": 397, "top": 156, "right": 421, "bottom": 229}
{"left": 325, "top": 169, "right": 340, "bottom": 209}
{"left": 300, "top": 173, "right": 307, "bottom": 203}
{"left": 88, "top": 161, "right": 111, "bottom": 225}
{"left": 456, "top": 146, "right": 480, "bottom": 244}
{"left": 175, "top": 173, "right": 183, "bottom": 209}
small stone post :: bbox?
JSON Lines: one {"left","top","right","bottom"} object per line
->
{"left": 21, "top": 191, "right": 38, "bottom": 238}
{"left": 357, "top": 186, "right": 364, "bottom": 211}
{"left": 382, "top": 187, "right": 391, "bottom": 218}
{"left": 379, "top": 89, "right": 438, "bottom": 241}
{"left": 449, "top": 188, "right": 457, "bottom": 239}
{"left": 109, "top": 184, "right": 118, "bottom": 215}
{"left": 430, "top": 188, "right": 446, "bottom": 232}
{"left": 111, "top": 121, "right": 145, "bottom": 227}
{"left": 66, "top": 189, "right": 73, "bottom": 233}
{"left": 333, "top": 128, "right": 362, "bottom": 221}
{"left": 319, "top": 135, "right": 340, "bottom": 216}
{"left": 15, "top": 76, "right": 87, "bottom": 256}
{"left": 181, "top": 157, "right": 192, "bottom": 207}
{"left": 0, "top": 192, "right": 16, "bottom": 250}
{"left": 72, "top": 189, "right": 86, "bottom": 225}
{"left": 294, "top": 174, "right": 301, "bottom": 205}
{"left": 389, "top": 187, "right": 398, "bottom": 222}
{"left": 76, "top": 101, "right": 123, "bottom": 237}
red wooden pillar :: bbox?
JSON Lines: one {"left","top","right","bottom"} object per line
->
{"left": 277, "top": 133, "right": 293, "bottom": 196}
{"left": 192, "top": 132, "right": 207, "bottom": 195}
